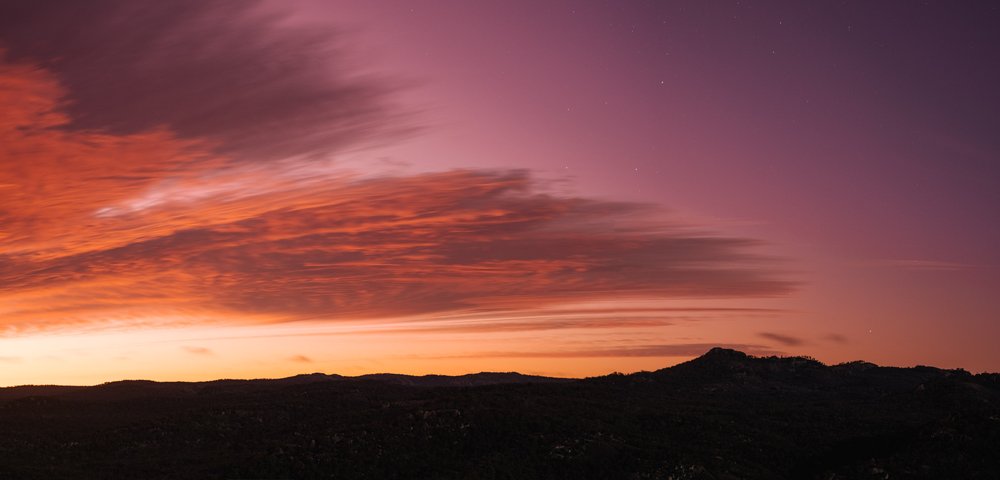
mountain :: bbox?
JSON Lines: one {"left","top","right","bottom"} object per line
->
{"left": 0, "top": 371, "right": 565, "bottom": 402}
{"left": 0, "top": 348, "right": 997, "bottom": 479}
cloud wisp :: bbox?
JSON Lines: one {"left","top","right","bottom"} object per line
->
{"left": 865, "top": 259, "right": 977, "bottom": 272}
{"left": 427, "top": 343, "right": 784, "bottom": 359}
{"left": 823, "top": 334, "right": 849, "bottom": 344}
{"left": 182, "top": 346, "right": 214, "bottom": 356}
{"left": 757, "top": 332, "right": 805, "bottom": 347}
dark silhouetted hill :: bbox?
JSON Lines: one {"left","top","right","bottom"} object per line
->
{"left": 1, "top": 348, "right": 997, "bottom": 479}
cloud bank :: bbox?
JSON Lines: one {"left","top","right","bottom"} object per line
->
{"left": 0, "top": 1, "right": 793, "bottom": 337}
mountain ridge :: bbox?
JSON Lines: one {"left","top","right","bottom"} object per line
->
{"left": 2, "top": 347, "right": 995, "bottom": 400}
{"left": 1, "top": 347, "right": 998, "bottom": 479}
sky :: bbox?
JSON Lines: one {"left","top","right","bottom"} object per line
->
{"left": 1, "top": 0, "right": 998, "bottom": 385}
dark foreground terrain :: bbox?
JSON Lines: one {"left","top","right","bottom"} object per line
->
{"left": 1, "top": 348, "right": 998, "bottom": 479}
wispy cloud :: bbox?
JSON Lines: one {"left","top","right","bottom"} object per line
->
{"left": 182, "top": 346, "right": 213, "bottom": 356}
{"left": 430, "top": 343, "right": 783, "bottom": 359}
{"left": 344, "top": 306, "right": 784, "bottom": 335}
{"left": 757, "top": 332, "right": 804, "bottom": 347}
{"left": 289, "top": 355, "right": 313, "bottom": 363}
{"left": 823, "top": 333, "right": 849, "bottom": 344}
{"left": 863, "top": 259, "right": 975, "bottom": 271}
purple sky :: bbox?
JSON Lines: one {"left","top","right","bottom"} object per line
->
{"left": 1, "top": 1, "right": 998, "bottom": 384}
{"left": 295, "top": 1, "right": 1000, "bottom": 368}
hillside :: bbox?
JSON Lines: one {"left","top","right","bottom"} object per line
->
{"left": 1, "top": 348, "right": 997, "bottom": 479}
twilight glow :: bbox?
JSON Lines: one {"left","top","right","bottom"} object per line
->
{"left": 1, "top": 1, "right": 998, "bottom": 385}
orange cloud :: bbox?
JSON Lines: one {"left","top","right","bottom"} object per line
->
{"left": 0, "top": 51, "right": 792, "bottom": 337}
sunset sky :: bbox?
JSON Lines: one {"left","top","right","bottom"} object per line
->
{"left": 1, "top": 0, "right": 998, "bottom": 386}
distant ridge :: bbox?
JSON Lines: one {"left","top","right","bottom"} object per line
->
{"left": 1, "top": 347, "right": 998, "bottom": 479}
{"left": 357, "top": 371, "right": 571, "bottom": 387}
{"left": 2, "top": 347, "right": 994, "bottom": 400}
{"left": 0, "top": 369, "right": 569, "bottom": 401}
